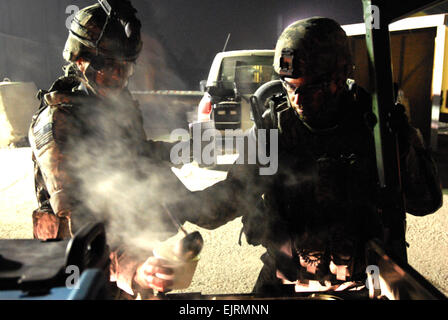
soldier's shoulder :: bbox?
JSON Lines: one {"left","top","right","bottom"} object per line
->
{"left": 49, "top": 74, "right": 82, "bottom": 93}
{"left": 30, "top": 99, "right": 74, "bottom": 138}
{"left": 30, "top": 77, "right": 86, "bottom": 148}
{"left": 31, "top": 93, "right": 79, "bottom": 134}
{"left": 35, "top": 75, "right": 95, "bottom": 118}
{"left": 35, "top": 75, "right": 80, "bottom": 107}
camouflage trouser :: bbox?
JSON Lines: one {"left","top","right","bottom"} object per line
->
{"left": 32, "top": 209, "right": 72, "bottom": 240}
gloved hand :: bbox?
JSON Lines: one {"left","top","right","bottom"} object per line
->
{"left": 133, "top": 256, "right": 175, "bottom": 293}
{"left": 32, "top": 209, "right": 73, "bottom": 240}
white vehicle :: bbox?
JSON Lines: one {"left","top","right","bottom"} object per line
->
{"left": 197, "top": 50, "right": 278, "bottom": 133}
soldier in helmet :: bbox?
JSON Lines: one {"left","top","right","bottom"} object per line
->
{"left": 29, "top": 1, "right": 187, "bottom": 297}
{"left": 152, "top": 17, "right": 442, "bottom": 295}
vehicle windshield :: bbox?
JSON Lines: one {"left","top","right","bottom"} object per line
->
{"left": 218, "top": 55, "right": 278, "bottom": 94}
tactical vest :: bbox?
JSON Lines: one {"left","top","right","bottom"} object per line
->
{"left": 242, "top": 83, "right": 384, "bottom": 283}
{"left": 30, "top": 75, "right": 148, "bottom": 234}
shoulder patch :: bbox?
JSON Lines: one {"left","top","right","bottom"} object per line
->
{"left": 32, "top": 107, "right": 54, "bottom": 151}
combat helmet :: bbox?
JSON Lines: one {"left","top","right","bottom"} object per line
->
{"left": 273, "top": 17, "right": 353, "bottom": 82}
{"left": 63, "top": 0, "right": 142, "bottom": 65}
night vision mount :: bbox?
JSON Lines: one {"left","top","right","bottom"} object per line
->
{"left": 279, "top": 48, "right": 295, "bottom": 78}
{"left": 96, "top": 0, "right": 140, "bottom": 43}
{"left": 98, "top": 0, "right": 113, "bottom": 16}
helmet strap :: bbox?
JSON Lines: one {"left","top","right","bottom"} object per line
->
{"left": 95, "top": 14, "right": 111, "bottom": 56}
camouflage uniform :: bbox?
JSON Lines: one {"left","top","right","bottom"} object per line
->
{"left": 28, "top": 2, "right": 180, "bottom": 297}
{"left": 176, "top": 17, "right": 443, "bottom": 295}
{"left": 176, "top": 81, "right": 442, "bottom": 295}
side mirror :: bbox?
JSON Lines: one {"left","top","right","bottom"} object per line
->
{"left": 199, "top": 80, "right": 207, "bottom": 93}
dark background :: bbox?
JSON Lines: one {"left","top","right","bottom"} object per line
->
{"left": 1, "top": 0, "right": 446, "bottom": 145}
{"left": 1, "top": 0, "right": 447, "bottom": 146}
{"left": 0, "top": 0, "right": 366, "bottom": 91}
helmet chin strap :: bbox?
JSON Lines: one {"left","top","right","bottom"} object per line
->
{"left": 95, "top": 14, "right": 111, "bottom": 57}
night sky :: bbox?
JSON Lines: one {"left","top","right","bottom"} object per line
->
{"left": 142, "top": 0, "right": 364, "bottom": 55}
{"left": 139, "top": 0, "right": 365, "bottom": 88}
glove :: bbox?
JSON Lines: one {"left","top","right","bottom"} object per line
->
{"left": 32, "top": 209, "right": 73, "bottom": 240}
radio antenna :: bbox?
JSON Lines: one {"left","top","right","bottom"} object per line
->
{"left": 222, "top": 33, "right": 231, "bottom": 52}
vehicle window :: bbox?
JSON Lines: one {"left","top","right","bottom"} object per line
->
{"left": 219, "top": 55, "right": 278, "bottom": 94}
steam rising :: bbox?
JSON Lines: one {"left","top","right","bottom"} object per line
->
{"left": 64, "top": 92, "right": 185, "bottom": 255}
{"left": 54, "top": 32, "right": 196, "bottom": 256}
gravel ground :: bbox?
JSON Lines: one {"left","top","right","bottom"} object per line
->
{"left": 0, "top": 147, "right": 447, "bottom": 297}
